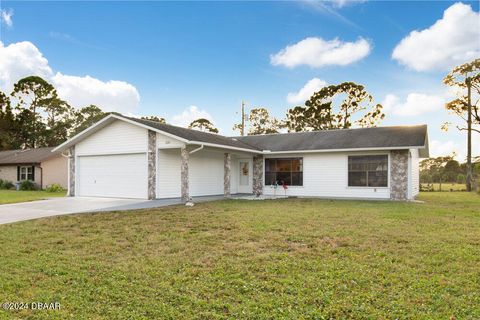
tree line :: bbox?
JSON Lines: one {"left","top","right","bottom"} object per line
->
{"left": 420, "top": 156, "right": 480, "bottom": 191}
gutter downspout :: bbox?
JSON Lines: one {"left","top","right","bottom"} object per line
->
{"left": 189, "top": 144, "right": 204, "bottom": 155}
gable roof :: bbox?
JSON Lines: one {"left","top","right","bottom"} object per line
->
{"left": 125, "top": 116, "right": 260, "bottom": 151}
{"left": 0, "top": 147, "right": 58, "bottom": 165}
{"left": 52, "top": 113, "right": 429, "bottom": 157}
{"left": 236, "top": 125, "right": 429, "bottom": 156}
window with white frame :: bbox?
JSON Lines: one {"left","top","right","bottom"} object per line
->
{"left": 348, "top": 155, "right": 388, "bottom": 187}
{"left": 19, "top": 166, "right": 34, "bottom": 181}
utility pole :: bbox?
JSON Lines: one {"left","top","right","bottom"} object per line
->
{"left": 466, "top": 77, "right": 472, "bottom": 192}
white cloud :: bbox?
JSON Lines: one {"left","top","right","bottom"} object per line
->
{"left": 270, "top": 37, "right": 371, "bottom": 68}
{"left": 329, "top": 0, "right": 366, "bottom": 8}
{"left": 392, "top": 2, "right": 480, "bottom": 71}
{"left": 430, "top": 140, "right": 459, "bottom": 158}
{"left": 0, "top": 40, "right": 140, "bottom": 113}
{"left": 0, "top": 41, "right": 52, "bottom": 92}
{"left": 382, "top": 93, "right": 445, "bottom": 116}
{"left": 287, "top": 78, "right": 328, "bottom": 104}
{"left": 51, "top": 73, "right": 140, "bottom": 113}
{"left": 171, "top": 106, "right": 214, "bottom": 128}
{"left": 0, "top": 9, "right": 13, "bottom": 27}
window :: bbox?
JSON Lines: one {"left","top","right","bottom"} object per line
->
{"left": 265, "top": 158, "right": 303, "bottom": 186}
{"left": 348, "top": 155, "right": 388, "bottom": 187}
{"left": 19, "top": 166, "right": 34, "bottom": 181}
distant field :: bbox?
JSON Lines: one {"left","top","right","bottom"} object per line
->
{"left": 421, "top": 183, "right": 466, "bottom": 192}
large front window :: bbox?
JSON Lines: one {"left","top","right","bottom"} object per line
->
{"left": 265, "top": 158, "right": 303, "bottom": 186}
{"left": 348, "top": 155, "right": 388, "bottom": 187}
{"left": 19, "top": 166, "right": 34, "bottom": 181}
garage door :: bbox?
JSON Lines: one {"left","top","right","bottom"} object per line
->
{"left": 77, "top": 153, "right": 147, "bottom": 199}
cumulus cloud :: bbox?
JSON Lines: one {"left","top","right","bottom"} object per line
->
{"left": 382, "top": 93, "right": 445, "bottom": 116}
{"left": 171, "top": 106, "right": 215, "bottom": 128}
{"left": 0, "top": 41, "right": 52, "bottom": 92}
{"left": 51, "top": 73, "right": 140, "bottom": 113}
{"left": 0, "top": 9, "right": 13, "bottom": 27}
{"left": 287, "top": 78, "right": 328, "bottom": 104}
{"left": 0, "top": 40, "right": 140, "bottom": 113}
{"left": 392, "top": 2, "right": 480, "bottom": 71}
{"left": 270, "top": 37, "right": 371, "bottom": 68}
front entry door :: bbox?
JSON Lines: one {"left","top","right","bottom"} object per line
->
{"left": 238, "top": 160, "right": 252, "bottom": 194}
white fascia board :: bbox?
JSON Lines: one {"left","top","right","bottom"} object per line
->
{"left": 187, "top": 141, "right": 261, "bottom": 154}
{"left": 263, "top": 146, "right": 426, "bottom": 155}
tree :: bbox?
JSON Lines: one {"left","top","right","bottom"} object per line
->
{"left": 443, "top": 159, "right": 460, "bottom": 183}
{"left": 443, "top": 59, "right": 480, "bottom": 191}
{"left": 420, "top": 156, "right": 454, "bottom": 191}
{"left": 285, "top": 82, "right": 384, "bottom": 132}
{"left": 141, "top": 116, "right": 166, "bottom": 124}
{"left": 11, "top": 76, "right": 58, "bottom": 148}
{"left": 73, "top": 105, "right": 106, "bottom": 135}
{"left": 247, "top": 107, "right": 284, "bottom": 135}
{"left": 189, "top": 118, "right": 218, "bottom": 133}
{"left": 0, "top": 91, "right": 18, "bottom": 150}
{"left": 43, "top": 97, "right": 75, "bottom": 146}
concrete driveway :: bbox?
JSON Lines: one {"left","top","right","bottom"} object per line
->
{"left": 0, "top": 195, "right": 226, "bottom": 225}
{"left": 0, "top": 197, "right": 182, "bottom": 225}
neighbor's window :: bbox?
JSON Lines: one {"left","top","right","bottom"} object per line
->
{"left": 265, "top": 158, "right": 303, "bottom": 186}
{"left": 348, "top": 155, "right": 388, "bottom": 187}
{"left": 19, "top": 166, "right": 34, "bottom": 181}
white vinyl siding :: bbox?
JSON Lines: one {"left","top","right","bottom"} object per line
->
{"left": 263, "top": 151, "right": 391, "bottom": 199}
{"left": 157, "top": 149, "right": 182, "bottom": 198}
{"left": 77, "top": 153, "right": 148, "bottom": 199}
{"left": 76, "top": 120, "right": 147, "bottom": 155}
{"left": 189, "top": 150, "right": 224, "bottom": 196}
{"left": 410, "top": 149, "right": 420, "bottom": 198}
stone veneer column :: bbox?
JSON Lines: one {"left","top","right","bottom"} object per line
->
{"left": 390, "top": 150, "right": 409, "bottom": 200}
{"left": 68, "top": 146, "right": 75, "bottom": 197}
{"left": 224, "top": 153, "right": 231, "bottom": 197}
{"left": 147, "top": 130, "right": 157, "bottom": 200}
{"left": 252, "top": 155, "right": 264, "bottom": 196}
{"left": 181, "top": 147, "right": 190, "bottom": 203}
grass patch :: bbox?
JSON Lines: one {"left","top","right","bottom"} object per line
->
{"left": 0, "top": 192, "right": 479, "bottom": 319}
{"left": 0, "top": 190, "right": 65, "bottom": 205}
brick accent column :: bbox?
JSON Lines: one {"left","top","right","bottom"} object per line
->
{"left": 390, "top": 150, "right": 409, "bottom": 200}
{"left": 147, "top": 130, "right": 157, "bottom": 200}
{"left": 253, "top": 155, "right": 263, "bottom": 196}
{"left": 181, "top": 147, "right": 190, "bottom": 203}
{"left": 224, "top": 153, "right": 231, "bottom": 197}
{"left": 68, "top": 146, "right": 75, "bottom": 197}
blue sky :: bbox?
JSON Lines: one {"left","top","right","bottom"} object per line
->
{"left": 0, "top": 1, "right": 479, "bottom": 160}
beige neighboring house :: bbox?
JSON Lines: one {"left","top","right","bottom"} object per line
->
{"left": 0, "top": 147, "right": 68, "bottom": 189}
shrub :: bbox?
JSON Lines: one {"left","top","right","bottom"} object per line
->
{"left": 45, "top": 183, "right": 64, "bottom": 193}
{"left": 19, "top": 180, "right": 37, "bottom": 191}
{"left": 0, "top": 179, "right": 14, "bottom": 190}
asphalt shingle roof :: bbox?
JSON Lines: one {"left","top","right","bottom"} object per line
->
{"left": 234, "top": 125, "right": 428, "bottom": 152}
{"left": 0, "top": 147, "right": 58, "bottom": 165}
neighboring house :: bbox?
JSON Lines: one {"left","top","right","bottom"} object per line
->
{"left": 0, "top": 147, "right": 68, "bottom": 189}
{"left": 53, "top": 114, "right": 429, "bottom": 201}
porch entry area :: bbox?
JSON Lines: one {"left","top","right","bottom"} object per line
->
{"left": 155, "top": 146, "right": 261, "bottom": 201}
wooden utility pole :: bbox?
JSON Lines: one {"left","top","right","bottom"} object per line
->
{"left": 241, "top": 100, "right": 245, "bottom": 136}
{"left": 466, "top": 77, "right": 472, "bottom": 192}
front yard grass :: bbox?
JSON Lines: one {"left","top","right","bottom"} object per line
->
{"left": 0, "top": 192, "right": 478, "bottom": 319}
{"left": 0, "top": 190, "right": 65, "bottom": 205}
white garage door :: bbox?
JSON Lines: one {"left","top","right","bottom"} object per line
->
{"left": 77, "top": 153, "right": 147, "bottom": 199}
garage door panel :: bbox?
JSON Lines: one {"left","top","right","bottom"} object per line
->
{"left": 77, "top": 153, "right": 147, "bottom": 199}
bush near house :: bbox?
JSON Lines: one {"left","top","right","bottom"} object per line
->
{"left": 45, "top": 183, "right": 65, "bottom": 193}
{"left": 19, "top": 180, "right": 37, "bottom": 191}
{"left": 0, "top": 179, "right": 14, "bottom": 190}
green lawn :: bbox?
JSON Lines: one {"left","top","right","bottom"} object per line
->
{"left": 0, "top": 193, "right": 479, "bottom": 319}
{"left": 0, "top": 190, "right": 65, "bottom": 204}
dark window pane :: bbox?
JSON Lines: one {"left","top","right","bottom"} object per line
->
{"left": 276, "top": 172, "right": 291, "bottom": 185}
{"left": 349, "top": 171, "right": 367, "bottom": 186}
{"left": 265, "top": 172, "right": 277, "bottom": 185}
{"left": 291, "top": 172, "right": 303, "bottom": 186}
{"left": 368, "top": 171, "right": 388, "bottom": 187}
{"left": 276, "top": 159, "right": 291, "bottom": 172}
{"left": 292, "top": 158, "right": 303, "bottom": 172}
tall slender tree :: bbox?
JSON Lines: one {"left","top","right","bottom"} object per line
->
{"left": 189, "top": 118, "right": 219, "bottom": 133}
{"left": 443, "top": 59, "right": 480, "bottom": 191}
{"left": 247, "top": 107, "right": 284, "bottom": 135}
{"left": 73, "top": 105, "right": 106, "bottom": 135}
{"left": 0, "top": 91, "right": 18, "bottom": 150}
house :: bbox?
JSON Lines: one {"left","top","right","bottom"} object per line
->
{"left": 0, "top": 147, "right": 68, "bottom": 189}
{"left": 52, "top": 113, "right": 429, "bottom": 201}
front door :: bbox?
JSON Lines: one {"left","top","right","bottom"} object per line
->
{"left": 238, "top": 160, "right": 252, "bottom": 194}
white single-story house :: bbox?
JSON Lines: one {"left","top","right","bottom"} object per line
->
{"left": 52, "top": 113, "right": 429, "bottom": 201}
{"left": 0, "top": 147, "right": 68, "bottom": 189}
